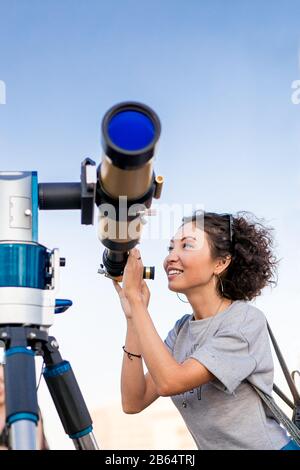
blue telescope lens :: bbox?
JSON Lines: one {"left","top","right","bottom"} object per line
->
{"left": 108, "top": 110, "right": 155, "bottom": 151}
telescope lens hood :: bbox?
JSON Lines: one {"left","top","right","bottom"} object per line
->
{"left": 102, "top": 101, "right": 161, "bottom": 170}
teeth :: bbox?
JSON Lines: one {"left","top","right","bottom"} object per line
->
{"left": 168, "top": 270, "right": 183, "bottom": 275}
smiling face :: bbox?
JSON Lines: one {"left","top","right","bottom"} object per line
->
{"left": 163, "top": 221, "right": 219, "bottom": 294}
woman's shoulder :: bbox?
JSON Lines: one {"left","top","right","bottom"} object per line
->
{"left": 174, "top": 313, "right": 192, "bottom": 333}
{"left": 219, "top": 300, "right": 267, "bottom": 335}
{"left": 164, "top": 313, "right": 192, "bottom": 351}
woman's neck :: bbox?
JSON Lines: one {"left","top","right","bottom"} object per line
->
{"left": 184, "top": 285, "right": 233, "bottom": 320}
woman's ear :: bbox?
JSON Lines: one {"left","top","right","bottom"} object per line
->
{"left": 214, "top": 256, "right": 232, "bottom": 275}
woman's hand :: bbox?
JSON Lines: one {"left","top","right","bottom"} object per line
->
{"left": 113, "top": 279, "right": 150, "bottom": 319}
{"left": 112, "top": 247, "right": 150, "bottom": 319}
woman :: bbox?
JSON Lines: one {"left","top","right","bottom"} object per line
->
{"left": 0, "top": 365, "right": 49, "bottom": 450}
{"left": 113, "top": 210, "right": 299, "bottom": 450}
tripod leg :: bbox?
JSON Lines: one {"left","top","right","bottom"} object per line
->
{"left": 42, "top": 337, "right": 99, "bottom": 450}
{"left": 3, "top": 328, "right": 39, "bottom": 450}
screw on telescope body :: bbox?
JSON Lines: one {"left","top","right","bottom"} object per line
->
{"left": 153, "top": 175, "right": 164, "bottom": 199}
{"left": 98, "top": 264, "right": 105, "bottom": 275}
{"left": 51, "top": 340, "right": 59, "bottom": 349}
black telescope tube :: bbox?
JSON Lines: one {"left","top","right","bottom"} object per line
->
{"left": 39, "top": 183, "right": 81, "bottom": 210}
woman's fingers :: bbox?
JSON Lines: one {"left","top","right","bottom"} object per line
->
{"left": 130, "top": 247, "right": 142, "bottom": 261}
{"left": 141, "top": 279, "right": 150, "bottom": 299}
{"left": 141, "top": 279, "right": 149, "bottom": 291}
{"left": 112, "top": 279, "right": 122, "bottom": 294}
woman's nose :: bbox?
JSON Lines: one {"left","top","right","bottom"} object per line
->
{"left": 166, "top": 249, "right": 180, "bottom": 261}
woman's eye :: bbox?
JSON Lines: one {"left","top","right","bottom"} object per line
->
{"left": 167, "top": 243, "right": 193, "bottom": 251}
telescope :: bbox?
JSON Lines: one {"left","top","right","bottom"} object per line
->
{"left": 0, "top": 101, "right": 163, "bottom": 449}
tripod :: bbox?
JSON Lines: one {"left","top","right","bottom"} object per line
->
{"left": 0, "top": 324, "right": 98, "bottom": 450}
{"left": 0, "top": 169, "right": 99, "bottom": 450}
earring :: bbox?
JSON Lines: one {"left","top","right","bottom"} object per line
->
{"left": 176, "top": 292, "right": 189, "bottom": 303}
{"left": 216, "top": 274, "right": 224, "bottom": 295}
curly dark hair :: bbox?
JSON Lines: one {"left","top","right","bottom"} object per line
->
{"left": 181, "top": 210, "right": 280, "bottom": 301}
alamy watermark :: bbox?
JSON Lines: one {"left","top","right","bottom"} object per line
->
{"left": 0, "top": 80, "right": 6, "bottom": 104}
{"left": 97, "top": 197, "right": 206, "bottom": 251}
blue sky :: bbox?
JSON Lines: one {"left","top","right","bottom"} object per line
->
{"left": 0, "top": 0, "right": 300, "bottom": 448}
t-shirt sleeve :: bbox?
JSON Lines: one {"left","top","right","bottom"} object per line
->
{"left": 164, "top": 314, "right": 190, "bottom": 354}
{"left": 190, "top": 328, "right": 257, "bottom": 395}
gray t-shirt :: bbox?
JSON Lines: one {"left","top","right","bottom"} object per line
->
{"left": 164, "top": 300, "right": 290, "bottom": 450}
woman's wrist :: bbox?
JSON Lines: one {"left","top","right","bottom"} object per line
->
{"left": 126, "top": 316, "right": 135, "bottom": 325}
{"left": 122, "top": 345, "right": 142, "bottom": 360}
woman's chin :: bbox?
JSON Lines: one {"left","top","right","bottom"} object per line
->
{"left": 167, "top": 282, "right": 186, "bottom": 294}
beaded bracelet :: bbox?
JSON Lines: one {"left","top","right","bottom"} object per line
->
{"left": 122, "top": 346, "right": 142, "bottom": 360}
